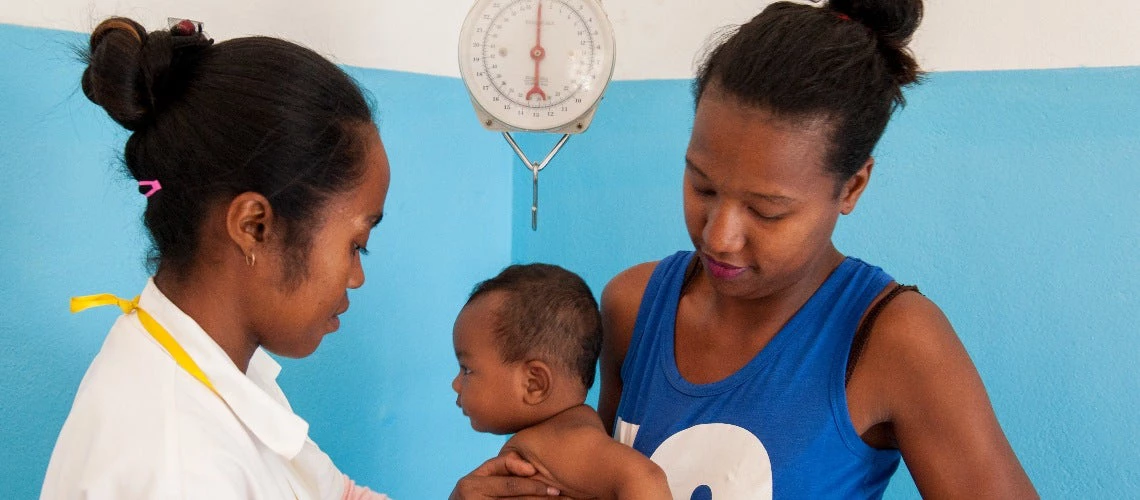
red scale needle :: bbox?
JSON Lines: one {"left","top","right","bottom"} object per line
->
{"left": 526, "top": 1, "right": 547, "bottom": 101}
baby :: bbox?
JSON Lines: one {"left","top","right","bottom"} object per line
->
{"left": 452, "top": 264, "right": 671, "bottom": 499}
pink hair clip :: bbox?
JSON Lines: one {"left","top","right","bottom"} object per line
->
{"left": 138, "top": 180, "right": 162, "bottom": 198}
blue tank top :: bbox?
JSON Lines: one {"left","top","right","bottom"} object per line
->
{"left": 615, "top": 251, "right": 901, "bottom": 499}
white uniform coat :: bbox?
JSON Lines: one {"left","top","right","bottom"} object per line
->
{"left": 42, "top": 279, "right": 363, "bottom": 499}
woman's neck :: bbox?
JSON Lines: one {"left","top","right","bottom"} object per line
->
{"left": 154, "top": 267, "right": 258, "bottom": 373}
{"left": 698, "top": 246, "right": 845, "bottom": 336}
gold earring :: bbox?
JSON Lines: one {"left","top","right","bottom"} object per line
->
{"left": 246, "top": 252, "right": 256, "bottom": 267}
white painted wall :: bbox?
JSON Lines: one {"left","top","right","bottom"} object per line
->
{"left": 2, "top": 0, "right": 1138, "bottom": 77}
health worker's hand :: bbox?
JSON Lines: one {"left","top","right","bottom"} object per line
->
{"left": 450, "top": 451, "right": 562, "bottom": 499}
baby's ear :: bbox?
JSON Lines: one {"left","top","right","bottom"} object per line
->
{"left": 521, "top": 360, "right": 553, "bottom": 405}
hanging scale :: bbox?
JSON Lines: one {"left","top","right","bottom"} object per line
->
{"left": 458, "top": 0, "right": 616, "bottom": 229}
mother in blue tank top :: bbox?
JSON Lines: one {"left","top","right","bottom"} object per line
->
{"left": 597, "top": 1, "right": 1036, "bottom": 498}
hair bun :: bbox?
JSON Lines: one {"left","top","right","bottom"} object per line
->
{"left": 82, "top": 18, "right": 151, "bottom": 130}
{"left": 827, "top": 0, "right": 922, "bottom": 46}
{"left": 827, "top": 0, "right": 923, "bottom": 85}
{"left": 82, "top": 17, "right": 213, "bottom": 131}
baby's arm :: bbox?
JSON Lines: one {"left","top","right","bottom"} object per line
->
{"left": 503, "top": 407, "right": 670, "bottom": 500}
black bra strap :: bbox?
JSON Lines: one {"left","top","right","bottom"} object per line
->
{"left": 845, "top": 284, "right": 921, "bottom": 386}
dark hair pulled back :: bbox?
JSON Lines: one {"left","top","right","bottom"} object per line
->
{"left": 695, "top": 0, "right": 924, "bottom": 182}
{"left": 82, "top": 17, "right": 374, "bottom": 279}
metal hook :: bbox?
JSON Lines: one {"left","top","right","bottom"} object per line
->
{"left": 502, "top": 132, "right": 571, "bottom": 230}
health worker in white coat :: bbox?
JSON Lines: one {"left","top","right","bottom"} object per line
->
{"left": 42, "top": 17, "right": 561, "bottom": 500}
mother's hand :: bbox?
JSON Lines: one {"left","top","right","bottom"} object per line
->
{"left": 450, "top": 451, "right": 562, "bottom": 499}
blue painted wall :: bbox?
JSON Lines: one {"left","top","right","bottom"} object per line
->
{"left": 3, "top": 22, "right": 1139, "bottom": 499}
{"left": 510, "top": 69, "right": 1140, "bottom": 497}
{"left": 0, "top": 25, "right": 513, "bottom": 499}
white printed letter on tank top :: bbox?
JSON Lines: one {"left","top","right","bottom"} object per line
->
{"left": 618, "top": 419, "right": 773, "bottom": 500}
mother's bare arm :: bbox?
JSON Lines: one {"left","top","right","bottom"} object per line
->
{"left": 849, "top": 292, "right": 1037, "bottom": 498}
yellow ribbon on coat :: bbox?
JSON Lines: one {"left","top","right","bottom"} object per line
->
{"left": 70, "top": 293, "right": 220, "bottom": 398}
{"left": 71, "top": 292, "right": 304, "bottom": 499}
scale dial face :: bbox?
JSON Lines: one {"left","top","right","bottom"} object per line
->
{"left": 459, "top": 0, "right": 616, "bottom": 132}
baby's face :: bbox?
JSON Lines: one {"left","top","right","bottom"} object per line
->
{"left": 451, "top": 293, "right": 528, "bottom": 434}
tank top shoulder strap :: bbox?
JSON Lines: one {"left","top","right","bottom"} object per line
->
{"left": 637, "top": 251, "right": 693, "bottom": 317}
{"left": 811, "top": 257, "right": 896, "bottom": 366}
{"left": 621, "top": 251, "right": 694, "bottom": 382}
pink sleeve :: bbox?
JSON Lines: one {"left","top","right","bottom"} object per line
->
{"left": 341, "top": 475, "right": 390, "bottom": 500}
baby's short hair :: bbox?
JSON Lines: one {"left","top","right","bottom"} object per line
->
{"left": 467, "top": 263, "right": 602, "bottom": 389}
